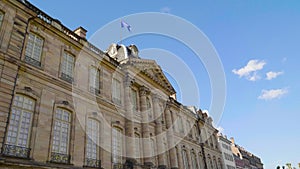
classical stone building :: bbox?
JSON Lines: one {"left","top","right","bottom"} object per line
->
{"left": 0, "top": 0, "right": 224, "bottom": 169}
{"left": 230, "top": 138, "right": 263, "bottom": 169}
{"left": 218, "top": 134, "right": 236, "bottom": 169}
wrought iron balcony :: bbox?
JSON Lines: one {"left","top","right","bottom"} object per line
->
{"left": 84, "top": 158, "right": 101, "bottom": 168}
{"left": 61, "top": 72, "right": 73, "bottom": 83}
{"left": 50, "top": 152, "right": 70, "bottom": 164}
{"left": 25, "top": 56, "right": 41, "bottom": 67}
{"left": 2, "top": 144, "right": 31, "bottom": 158}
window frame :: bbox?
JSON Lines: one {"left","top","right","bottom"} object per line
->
{"left": 3, "top": 94, "right": 35, "bottom": 158}
{"left": 89, "top": 66, "right": 101, "bottom": 95}
{"left": 134, "top": 132, "right": 141, "bottom": 160}
{"left": 112, "top": 126, "right": 123, "bottom": 164}
{"left": 24, "top": 33, "right": 44, "bottom": 67}
{"left": 112, "top": 78, "right": 121, "bottom": 105}
{"left": 131, "top": 88, "right": 138, "bottom": 111}
{"left": 85, "top": 118, "right": 101, "bottom": 167}
{"left": 60, "top": 51, "right": 75, "bottom": 83}
{"left": 50, "top": 108, "right": 72, "bottom": 164}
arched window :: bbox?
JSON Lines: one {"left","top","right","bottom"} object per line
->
{"left": 182, "top": 149, "right": 189, "bottom": 169}
{"left": 112, "top": 127, "right": 123, "bottom": 164}
{"left": 51, "top": 108, "right": 71, "bottom": 163}
{"left": 4, "top": 95, "right": 35, "bottom": 158}
{"left": 85, "top": 118, "right": 100, "bottom": 167}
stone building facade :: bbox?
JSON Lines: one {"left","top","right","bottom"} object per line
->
{"left": 0, "top": 0, "right": 224, "bottom": 169}
{"left": 218, "top": 134, "right": 236, "bottom": 169}
{"left": 230, "top": 138, "right": 263, "bottom": 169}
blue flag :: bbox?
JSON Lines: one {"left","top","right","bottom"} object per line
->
{"left": 121, "top": 20, "right": 131, "bottom": 32}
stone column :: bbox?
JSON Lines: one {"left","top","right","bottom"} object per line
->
{"left": 124, "top": 75, "right": 135, "bottom": 165}
{"left": 165, "top": 106, "right": 179, "bottom": 169}
{"left": 152, "top": 94, "right": 166, "bottom": 169}
{"left": 139, "top": 86, "right": 152, "bottom": 168}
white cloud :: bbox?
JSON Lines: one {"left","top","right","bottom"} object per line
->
{"left": 266, "top": 71, "right": 283, "bottom": 80}
{"left": 249, "top": 72, "right": 261, "bottom": 81}
{"left": 160, "top": 7, "right": 171, "bottom": 13}
{"left": 232, "top": 59, "right": 266, "bottom": 81}
{"left": 258, "top": 88, "right": 288, "bottom": 100}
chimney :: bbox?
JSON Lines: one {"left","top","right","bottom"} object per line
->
{"left": 230, "top": 137, "right": 235, "bottom": 144}
{"left": 74, "top": 26, "right": 87, "bottom": 39}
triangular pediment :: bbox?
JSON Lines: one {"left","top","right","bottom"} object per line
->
{"left": 126, "top": 58, "right": 176, "bottom": 95}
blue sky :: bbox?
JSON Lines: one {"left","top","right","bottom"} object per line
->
{"left": 29, "top": 0, "right": 300, "bottom": 168}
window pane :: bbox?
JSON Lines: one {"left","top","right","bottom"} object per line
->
{"left": 134, "top": 134, "right": 140, "bottom": 158}
{"left": 86, "top": 119, "right": 100, "bottom": 159}
{"left": 112, "top": 79, "right": 121, "bottom": 104}
{"left": 25, "top": 33, "right": 44, "bottom": 63}
{"left": 131, "top": 89, "right": 137, "bottom": 111}
{"left": 6, "top": 95, "right": 34, "bottom": 148}
{"left": 52, "top": 108, "right": 71, "bottom": 154}
{"left": 112, "top": 127, "right": 122, "bottom": 163}
{"left": 61, "top": 52, "right": 74, "bottom": 78}
{"left": 89, "top": 67, "right": 100, "bottom": 90}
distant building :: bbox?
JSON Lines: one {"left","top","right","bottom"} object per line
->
{"left": 218, "top": 134, "right": 237, "bottom": 169}
{"left": 230, "top": 138, "right": 263, "bottom": 169}
{"left": 0, "top": 0, "right": 224, "bottom": 169}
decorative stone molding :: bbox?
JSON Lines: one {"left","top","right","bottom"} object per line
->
{"left": 139, "top": 86, "right": 150, "bottom": 97}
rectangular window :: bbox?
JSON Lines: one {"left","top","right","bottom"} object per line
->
{"left": 61, "top": 52, "right": 74, "bottom": 83}
{"left": 150, "top": 138, "right": 157, "bottom": 165}
{"left": 112, "top": 127, "right": 122, "bottom": 164}
{"left": 131, "top": 89, "right": 137, "bottom": 111}
{"left": 178, "top": 116, "right": 184, "bottom": 134}
{"left": 4, "top": 95, "right": 34, "bottom": 158}
{"left": 85, "top": 118, "right": 100, "bottom": 167}
{"left": 112, "top": 79, "right": 121, "bottom": 104}
{"left": 51, "top": 108, "right": 71, "bottom": 164}
{"left": 89, "top": 67, "right": 100, "bottom": 94}
{"left": 24, "top": 33, "right": 44, "bottom": 67}
{"left": 134, "top": 133, "right": 140, "bottom": 159}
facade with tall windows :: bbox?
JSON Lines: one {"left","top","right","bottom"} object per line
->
{"left": 0, "top": 0, "right": 225, "bottom": 169}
